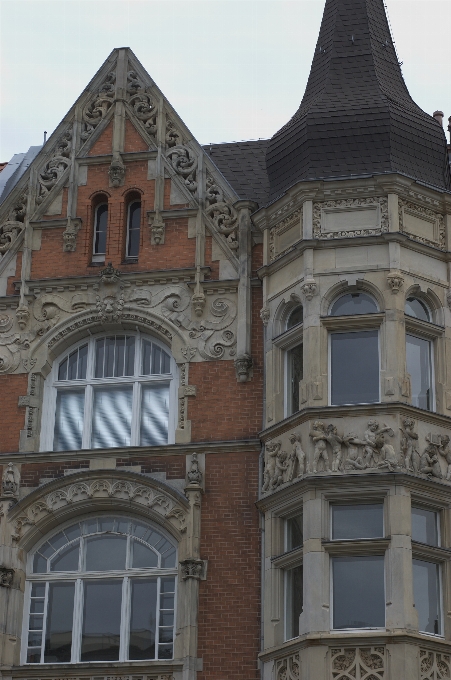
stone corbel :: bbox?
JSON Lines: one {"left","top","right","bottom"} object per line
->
{"left": 62, "top": 217, "right": 82, "bottom": 252}
{"left": 234, "top": 353, "right": 253, "bottom": 382}
{"left": 108, "top": 152, "right": 126, "bottom": 188}
{"left": 15, "top": 301, "right": 30, "bottom": 330}
{"left": 1, "top": 462, "right": 20, "bottom": 498}
{"left": 301, "top": 278, "right": 318, "bottom": 301}
{"left": 179, "top": 558, "right": 207, "bottom": 580}
{"left": 148, "top": 210, "right": 165, "bottom": 245}
{"left": 0, "top": 567, "right": 14, "bottom": 587}
{"left": 191, "top": 266, "right": 206, "bottom": 317}
{"left": 387, "top": 271, "right": 404, "bottom": 294}
{"left": 260, "top": 307, "right": 270, "bottom": 326}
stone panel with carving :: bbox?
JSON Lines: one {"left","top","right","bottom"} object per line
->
{"left": 275, "top": 651, "right": 301, "bottom": 680}
{"left": 269, "top": 209, "right": 302, "bottom": 262}
{"left": 399, "top": 199, "right": 445, "bottom": 251}
{"left": 420, "top": 649, "right": 451, "bottom": 680}
{"left": 313, "top": 197, "right": 388, "bottom": 240}
{"left": 331, "top": 646, "right": 385, "bottom": 680}
{"left": 80, "top": 70, "right": 116, "bottom": 144}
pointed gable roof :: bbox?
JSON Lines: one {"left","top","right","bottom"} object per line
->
{"left": 266, "top": 0, "right": 451, "bottom": 200}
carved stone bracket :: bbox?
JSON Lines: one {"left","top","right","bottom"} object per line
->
{"left": 234, "top": 353, "right": 253, "bottom": 382}
{"left": 149, "top": 210, "right": 165, "bottom": 245}
{"left": 301, "top": 279, "right": 318, "bottom": 301}
{"left": 1, "top": 463, "right": 19, "bottom": 498}
{"left": 186, "top": 453, "right": 202, "bottom": 486}
{"left": 180, "top": 558, "right": 206, "bottom": 580}
{"left": 181, "top": 346, "right": 197, "bottom": 362}
{"left": 108, "top": 152, "right": 126, "bottom": 188}
{"left": 260, "top": 307, "right": 270, "bottom": 326}
{"left": 387, "top": 271, "right": 404, "bottom": 294}
{"left": 192, "top": 266, "right": 206, "bottom": 317}
{"left": 62, "top": 218, "right": 82, "bottom": 252}
{"left": 0, "top": 567, "right": 14, "bottom": 587}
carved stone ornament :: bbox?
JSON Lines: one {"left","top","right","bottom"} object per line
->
{"left": 10, "top": 472, "right": 189, "bottom": 541}
{"left": 331, "top": 646, "right": 385, "bottom": 680}
{"left": 399, "top": 198, "right": 446, "bottom": 251}
{"left": 205, "top": 175, "right": 239, "bottom": 251}
{"left": 150, "top": 211, "right": 165, "bottom": 245}
{"left": 269, "top": 208, "right": 302, "bottom": 263}
{"left": 0, "top": 191, "right": 27, "bottom": 257}
{"left": 36, "top": 130, "right": 72, "bottom": 204}
{"left": 108, "top": 152, "right": 126, "bottom": 188}
{"left": 192, "top": 266, "right": 206, "bottom": 317}
{"left": 94, "top": 262, "right": 124, "bottom": 323}
{"left": 301, "top": 279, "right": 317, "bottom": 301}
{"left": 187, "top": 453, "right": 203, "bottom": 486}
{"left": 166, "top": 145, "right": 198, "bottom": 193}
{"left": 15, "top": 301, "right": 30, "bottom": 330}
{"left": 260, "top": 307, "right": 270, "bottom": 326}
{"left": 0, "top": 567, "right": 14, "bottom": 587}
{"left": 420, "top": 649, "right": 451, "bottom": 680}
{"left": 81, "top": 70, "right": 115, "bottom": 144}
{"left": 180, "top": 558, "right": 205, "bottom": 580}
{"left": 275, "top": 652, "right": 301, "bottom": 680}
{"left": 2, "top": 462, "right": 19, "bottom": 497}
{"left": 387, "top": 271, "right": 404, "bottom": 294}
{"left": 165, "top": 119, "right": 181, "bottom": 148}
{"left": 62, "top": 218, "right": 81, "bottom": 252}
{"left": 127, "top": 71, "right": 158, "bottom": 137}
{"left": 181, "top": 346, "right": 197, "bottom": 362}
{"left": 234, "top": 353, "right": 252, "bottom": 383}
{"left": 313, "top": 197, "right": 388, "bottom": 240}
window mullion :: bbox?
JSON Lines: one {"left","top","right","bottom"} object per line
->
{"left": 72, "top": 578, "right": 83, "bottom": 663}
{"left": 39, "top": 581, "right": 49, "bottom": 663}
{"left": 82, "top": 385, "right": 93, "bottom": 449}
{"left": 131, "top": 381, "right": 141, "bottom": 446}
{"left": 120, "top": 577, "right": 130, "bottom": 662}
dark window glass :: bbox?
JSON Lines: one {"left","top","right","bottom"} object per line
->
{"left": 129, "top": 579, "right": 157, "bottom": 659}
{"left": 413, "top": 559, "right": 441, "bottom": 635}
{"left": 287, "top": 306, "right": 303, "bottom": 329}
{"left": 288, "top": 343, "right": 303, "bottom": 414}
{"left": 81, "top": 580, "right": 122, "bottom": 661}
{"left": 142, "top": 340, "right": 171, "bottom": 375}
{"left": 330, "top": 293, "right": 378, "bottom": 316}
{"left": 85, "top": 535, "right": 127, "bottom": 571}
{"left": 330, "top": 330, "right": 379, "bottom": 405}
{"left": 332, "top": 556, "right": 385, "bottom": 629}
{"left": 94, "top": 204, "right": 108, "bottom": 255}
{"left": 412, "top": 507, "right": 439, "bottom": 546}
{"left": 50, "top": 542, "right": 79, "bottom": 572}
{"left": 132, "top": 540, "right": 159, "bottom": 569}
{"left": 332, "top": 504, "right": 384, "bottom": 540}
{"left": 406, "top": 334, "right": 432, "bottom": 410}
{"left": 287, "top": 515, "right": 303, "bottom": 551}
{"left": 44, "top": 582, "right": 75, "bottom": 662}
{"left": 406, "top": 297, "right": 430, "bottom": 322}
{"left": 286, "top": 565, "right": 303, "bottom": 639}
{"left": 58, "top": 344, "right": 88, "bottom": 381}
{"left": 126, "top": 201, "right": 141, "bottom": 258}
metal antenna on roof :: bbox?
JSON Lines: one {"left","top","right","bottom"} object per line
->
{"left": 43, "top": 131, "right": 47, "bottom": 145}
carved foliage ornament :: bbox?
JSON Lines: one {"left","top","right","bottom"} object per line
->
{"left": 166, "top": 145, "right": 198, "bottom": 193}
{"left": 331, "top": 646, "right": 385, "bottom": 680}
{"left": 186, "top": 453, "right": 203, "bottom": 486}
{"left": 36, "top": 130, "right": 72, "bottom": 205}
{"left": 420, "top": 649, "right": 451, "bottom": 680}
{"left": 81, "top": 70, "right": 116, "bottom": 144}
{"left": 275, "top": 652, "right": 301, "bottom": 680}
{"left": 399, "top": 198, "right": 446, "bottom": 251}
{"left": 180, "top": 558, "right": 205, "bottom": 580}
{"left": 127, "top": 71, "right": 158, "bottom": 137}
{"left": 387, "top": 271, "right": 404, "bottom": 294}
{"left": 205, "top": 175, "right": 239, "bottom": 251}
{"left": 0, "top": 190, "right": 27, "bottom": 257}
{"left": 312, "top": 197, "right": 388, "bottom": 240}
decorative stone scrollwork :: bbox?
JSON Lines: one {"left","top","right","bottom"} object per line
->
{"left": 108, "top": 152, "right": 126, "bottom": 188}
{"left": 301, "top": 279, "right": 318, "bottom": 301}
{"left": 234, "top": 353, "right": 253, "bottom": 382}
{"left": 205, "top": 176, "right": 239, "bottom": 251}
{"left": 181, "top": 346, "right": 197, "bottom": 362}
{"left": 127, "top": 71, "right": 158, "bottom": 136}
{"left": 166, "top": 145, "right": 198, "bottom": 193}
{"left": 81, "top": 70, "right": 116, "bottom": 143}
{"left": 331, "top": 646, "right": 385, "bottom": 679}
{"left": 387, "top": 271, "right": 404, "bottom": 294}
{"left": 0, "top": 566, "right": 14, "bottom": 587}
{"left": 180, "top": 558, "right": 205, "bottom": 580}
{"left": 187, "top": 453, "right": 203, "bottom": 486}
{"left": 0, "top": 314, "right": 13, "bottom": 333}
{"left": 260, "top": 307, "right": 270, "bottom": 326}
{"left": 313, "top": 197, "right": 388, "bottom": 240}
{"left": 36, "top": 130, "right": 72, "bottom": 205}
{"left": 1, "top": 463, "right": 19, "bottom": 497}
{"left": 420, "top": 649, "right": 451, "bottom": 680}
{"left": 165, "top": 119, "right": 181, "bottom": 148}
{"left": 0, "top": 191, "right": 27, "bottom": 256}
{"left": 275, "top": 651, "right": 301, "bottom": 680}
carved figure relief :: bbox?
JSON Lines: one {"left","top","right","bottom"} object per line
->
{"left": 310, "top": 421, "right": 331, "bottom": 473}
{"left": 275, "top": 651, "right": 301, "bottom": 680}
{"left": 81, "top": 70, "right": 116, "bottom": 143}
{"left": 1, "top": 463, "right": 19, "bottom": 497}
{"left": 36, "top": 130, "right": 72, "bottom": 205}
{"left": 0, "top": 190, "right": 27, "bottom": 256}
{"left": 0, "top": 566, "right": 14, "bottom": 587}
{"left": 420, "top": 649, "right": 451, "bottom": 680}
{"left": 331, "top": 646, "right": 385, "bottom": 680}
{"left": 287, "top": 433, "right": 307, "bottom": 480}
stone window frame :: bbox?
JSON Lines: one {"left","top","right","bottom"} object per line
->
{"left": 91, "top": 194, "right": 110, "bottom": 264}
{"left": 272, "top": 311, "right": 304, "bottom": 420}
{"left": 123, "top": 189, "right": 143, "bottom": 262}
{"left": 39, "top": 331, "right": 179, "bottom": 452}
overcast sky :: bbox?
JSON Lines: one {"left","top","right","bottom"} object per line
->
{"left": 0, "top": 0, "right": 450, "bottom": 161}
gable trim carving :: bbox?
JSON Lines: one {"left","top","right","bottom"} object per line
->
{"left": 7, "top": 469, "right": 190, "bottom": 545}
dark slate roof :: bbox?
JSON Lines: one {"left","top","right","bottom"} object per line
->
{"left": 203, "top": 139, "right": 269, "bottom": 207}
{"left": 0, "top": 146, "right": 42, "bottom": 205}
{"left": 266, "top": 0, "right": 451, "bottom": 201}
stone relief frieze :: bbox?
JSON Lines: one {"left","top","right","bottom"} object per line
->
{"left": 11, "top": 673, "right": 175, "bottom": 680}
{"left": 81, "top": 70, "right": 116, "bottom": 144}
{"left": 331, "top": 646, "right": 385, "bottom": 680}
{"left": 36, "top": 130, "right": 72, "bottom": 205}
{"left": 262, "top": 416, "right": 451, "bottom": 495}
{"left": 0, "top": 190, "right": 27, "bottom": 258}
{"left": 420, "top": 649, "right": 451, "bottom": 680}
{"left": 275, "top": 651, "right": 301, "bottom": 680}
{"left": 399, "top": 198, "right": 446, "bottom": 251}
{"left": 126, "top": 70, "right": 158, "bottom": 137}
{"left": 312, "top": 197, "right": 388, "bottom": 240}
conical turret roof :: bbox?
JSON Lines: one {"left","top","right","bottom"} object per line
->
{"left": 266, "top": 0, "right": 451, "bottom": 200}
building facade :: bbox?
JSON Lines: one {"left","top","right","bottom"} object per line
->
{"left": 1, "top": 1, "right": 451, "bottom": 680}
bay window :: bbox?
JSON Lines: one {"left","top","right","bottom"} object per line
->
{"left": 43, "top": 334, "right": 176, "bottom": 451}
{"left": 405, "top": 297, "right": 436, "bottom": 411}
{"left": 411, "top": 505, "right": 443, "bottom": 636}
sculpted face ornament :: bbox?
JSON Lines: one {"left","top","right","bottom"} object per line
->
{"left": 108, "top": 152, "right": 126, "bottom": 188}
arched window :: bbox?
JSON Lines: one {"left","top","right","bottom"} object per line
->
{"left": 24, "top": 515, "right": 177, "bottom": 664}
{"left": 286, "top": 305, "right": 303, "bottom": 415}
{"left": 405, "top": 297, "right": 434, "bottom": 411}
{"left": 126, "top": 200, "right": 141, "bottom": 259}
{"left": 42, "top": 334, "right": 176, "bottom": 451}
{"left": 328, "top": 292, "right": 380, "bottom": 406}
{"left": 92, "top": 202, "right": 108, "bottom": 263}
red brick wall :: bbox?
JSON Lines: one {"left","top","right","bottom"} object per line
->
{"left": 198, "top": 450, "right": 260, "bottom": 680}
{"left": 0, "top": 374, "right": 28, "bottom": 452}
{"left": 20, "top": 460, "right": 91, "bottom": 487}
{"left": 124, "top": 118, "right": 149, "bottom": 153}
{"left": 88, "top": 121, "right": 113, "bottom": 155}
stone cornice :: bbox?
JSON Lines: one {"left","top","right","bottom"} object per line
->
{"left": 77, "top": 150, "right": 158, "bottom": 164}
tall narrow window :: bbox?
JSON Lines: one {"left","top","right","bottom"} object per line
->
{"left": 126, "top": 201, "right": 141, "bottom": 259}
{"left": 288, "top": 344, "right": 303, "bottom": 414}
{"left": 405, "top": 297, "right": 434, "bottom": 411}
{"left": 93, "top": 203, "right": 108, "bottom": 262}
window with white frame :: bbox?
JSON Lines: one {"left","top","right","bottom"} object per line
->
{"left": 411, "top": 505, "right": 443, "bottom": 635}
{"left": 92, "top": 203, "right": 108, "bottom": 263}
{"left": 273, "top": 304, "right": 303, "bottom": 418}
{"left": 328, "top": 292, "right": 380, "bottom": 406}
{"left": 284, "top": 513, "right": 303, "bottom": 640}
{"left": 23, "top": 515, "right": 177, "bottom": 664}
{"left": 405, "top": 297, "right": 435, "bottom": 411}
{"left": 126, "top": 200, "right": 141, "bottom": 259}
{"left": 42, "top": 334, "right": 177, "bottom": 451}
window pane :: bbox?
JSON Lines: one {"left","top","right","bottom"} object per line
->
{"left": 286, "top": 565, "right": 303, "bottom": 639}
{"left": 140, "top": 384, "right": 169, "bottom": 446}
{"left": 54, "top": 390, "right": 85, "bottom": 451}
{"left": 95, "top": 336, "right": 135, "bottom": 378}
{"left": 129, "top": 579, "right": 157, "bottom": 660}
{"left": 78, "top": 344, "right": 88, "bottom": 379}
{"left": 142, "top": 340, "right": 171, "bottom": 376}
{"left": 412, "top": 507, "right": 439, "bottom": 546}
{"left": 288, "top": 344, "right": 303, "bottom": 414}
{"left": 158, "top": 577, "right": 175, "bottom": 659}
{"left": 287, "top": 515, "right": 303, "bottom": 551}
{"left": 94, "top": 204, "right": 108, "bottom": 255}
{"left": 127, "top": 202, "right": 141, "bottom": 258}
{"left": 33, "top": 554, "right": 47, "bottom": 574}
{"left": 331, "top": 293, "right": 378, "bottom": 316}
{"left": 58, "top": 357, "right": 68, "bottom": 381}
{"left": 413, "top": 559, "right": 441, "bottom": 635}
{"left": 406, "top": 335, "right": 432, "bottom": 410}
{"left": 287, "top": 306, "right": 303, "bottom": 329}
{"left": 331, "top": 331, "right": 379, "bottom": 405}
{"left": 85, "top": 535, "right": 127, "bottom": 571}
{"left": 92, "top": 386, "right": 133, "bottom": 448}
{"left": 332, "top": 556, "right": 385, "bottom": 629}
{"left": 132, "top": 540, "right": 159, "bottom": 568}
{"left": 81, "top": 580, "right": 122, "bottom": 661}
{"left": 406, "top": 297, "right": 430, "bottom": 322}
{"left": 332, "top": 504, "right": 384, "bottom": 540}
{"left": 44, "top": 582, "right": 75, "bottom": 663}
{"left": 50, "top": 541, "right": 80, "bottom": 572}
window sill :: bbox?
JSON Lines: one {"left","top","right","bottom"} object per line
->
{"left": 16, "top": 660, "right": 181, "bottom": 671}
{"left": 322, "top": 538, "right": 390, "bottom": 555}
{"left": 272, "top": 546, "right": 303, "bottom": 568}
